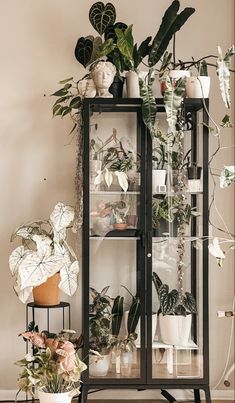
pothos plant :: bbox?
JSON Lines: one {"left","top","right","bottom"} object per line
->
{"left": 9, "top": 202, "right": 79, "bottom": 303}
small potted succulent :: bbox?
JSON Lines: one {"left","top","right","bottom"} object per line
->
{"left": 9, "top": 202, "right": 79, "bottom": 305}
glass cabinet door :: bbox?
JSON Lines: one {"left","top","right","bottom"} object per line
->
{"left": 83, "top": 100, "right": 146, "bottom": 383}
{"left": 149, "top": 103, "right": 207, "bottom": 381}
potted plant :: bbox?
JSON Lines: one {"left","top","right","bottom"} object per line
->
{"left": 152, "top": 140, "right": 168, "bottom": 193}
{"left": 9, "top": 202, "right": 80, "bottom": 305}
{"left": 89, "top": 286, "right": 113, "bottom": 376}
{"left": 93, "top": 128, "right": 136, "bottom": 192}
{"left": 112, "top": 200, "right": 130, "bottom": 230}
{"left": 15, "top": 324, "right": 87, "bottom": 403}
{"left": 152, "top": 195, "right": 200, "bottom": 237}
{"left": 152, "top": 272, "right": 197, "bottom": 346}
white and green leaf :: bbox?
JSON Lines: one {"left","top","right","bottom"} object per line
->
{"left": 59, "top": 260, "right": 79, "bottom": 296}
{"left": 50, "top": 202, "right": 75, "bottom": 232}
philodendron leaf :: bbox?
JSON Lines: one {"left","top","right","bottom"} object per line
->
{"left": 152, "top": 271, "right": 163, "bottom": 294}
{"left": 89, "top": 2, "right": 116, "bottom": 35}
{"left": 158, "top": 284, "right": 179, "bottom": 315}
{"left": 89, "top": 36, "right": 103, "bottom": 64}
{"left": 98, "top": 38, "right": 116, "bottom": 58}
{"left": 59, "top": 260, "right": 79, "bottom": 296}
{"left": 216, "top": 45, "right": 235, "bottom": 108}
{"left": 50, "top": 202, "right": 75, "bottom": 232}
{"left": 163, "top": 76, "right": 186, "bottom": 134}
{"left": 148, "top": 0, "right": 195, "bottom": 66}
{"left": 115, "top": 25, "right": 134, "bottom": 66}
{"left": 183, "top": 292, "right": 197, "bottom": 314}
{"left": 115, "top": 171, "right": 128, "bottom": 192}
{"left": 74, "top": 37, "right": 93, "bottom": 68}
{"left": 139, "top": 72, "right": 157, "bottom": 138}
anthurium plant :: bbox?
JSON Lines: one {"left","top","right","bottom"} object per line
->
{"left": 9, "top": 202, "right": 79, "bottom": 303}
{"left": 15, "top": 324, "right": 86, "bottom": 399}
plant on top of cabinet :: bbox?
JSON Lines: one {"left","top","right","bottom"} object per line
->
{"left": 152, "top": 271, "right": 197, "bottom": 346}
{"left": 9, "top": 203, "right": 80, "bottom": 304}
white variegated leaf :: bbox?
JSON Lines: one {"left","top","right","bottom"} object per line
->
{"left": 94, "top": 170, "right": 103, "bottom": 185}
{"left": 59, "top": 260, "right": 79, "bottom": 296}
{"left": 220, "top": 165, "right": 235, "bottom": 188}
{"left": 216, "top": 45, "right": 235, "bottom": 108}
{"left": 53, "top": 228, "right": 67, "bottom": 243}
{"left": 63, "top": 240, "right": 77, "bottom": 260}
{"left": 50, "top": 202, "right": 75, "bottom": 232}
{"left": 32, "top": 234, "right": 52, "bottom": 254}
{"left": 115, "top": 171, "right": 128, "bottom": 192}
{"left": 18, "top": 250, "right": 65, "bottom": 290}
{"left": 14, "top": 226, "right": 34, "bottom": 240}
{"left": 104, "top": 168, "right": 113, "bottom": 188}
{"left": 9, "top": 246, "right": 30, "bottom": 276}
{"left": 208, "top": 238, "right": 225, "bottom": 259}
{"left": 14, "top": 283, "right": 33, "bottom": 303}
{"left": 54, "top": 243, "right": 71, "bottom": 265}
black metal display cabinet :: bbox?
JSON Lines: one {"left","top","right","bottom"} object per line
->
{"left": 80, "top": 98, "right": 211, "bottom": 403}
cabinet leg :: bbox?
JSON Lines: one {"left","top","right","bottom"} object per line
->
{"left": 78, "top": 384, "right": 88, "bottom": 403}
{"left": 161, "top": 389, "right": 177, "bottom": 402}
{"left": 194, "top": 388, "right": 201, "bottom": 402}
{"left": 204, "top": 386, "right": 211, "bottom": 403}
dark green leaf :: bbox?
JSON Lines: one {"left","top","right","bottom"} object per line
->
{"left": 127, "top": 296, "right": 141, "bottom": 335}
{"left": 52, "top": 104, "right": 63, "bottom": 117}
{"left": 220, "top": 114, "right": 233, "bottom": 128}
{"left": 89, "top": 2, "right": 116, "bottom": 35}
{"left": 148, "top": 0, "right": 195, "bottom": 66}
{"left": 51, "top": 88, "right": 68, "bottom": 97}
{"left": 69, "top": 96, "right": 81, "bottom": 109}
{"left": 152, "top": 272, "right": 163, "bottom": 294}
{"left": 183, "top": 292, "right": 197, "bottom": 314}
{"left": 104, "top": 22, "right": 127, "bottom": 41}
{"left": 111, "top": 296, "right": 124, "bottom": 336}
{"left": 133, "top": 36, "right": 152, "bottom": 69}
{"left": 74, "top": 37, "right": 93, "bottom": 68}
{"left": 159, "top": 284, "right": 179, "bottom": 315}
{"left": 58, "top": 77, "right": 73, "bottom": 84}
{"left": 115, "top": 25, "right": 134, "bottom": 65}
{"left": 61, "top": 106, "right": 72, "bottom": 117}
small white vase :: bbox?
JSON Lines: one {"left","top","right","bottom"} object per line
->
{"left": 89, "top": 353, "right": 110, "bottom": 377}
{"left": 152, "top": 170, "right": 166, "bottom": 193}
{"left": 126, "top": 71, "right": 140, "bottom": 98}
{"left": 37, "top": 390, "right": 72, "bottom": 403}
{"left": 121, "top": 351, "right": 133, "bottom": 376}
{"left": 186, "top": 76, "right": 211, "bottom": 98}
{"left": 159, "top": 313, "right": 192, "bottom": 346}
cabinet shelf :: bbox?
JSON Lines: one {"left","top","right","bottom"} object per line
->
{"left": 90, "top": 190, "right": 140, "bottom": 195}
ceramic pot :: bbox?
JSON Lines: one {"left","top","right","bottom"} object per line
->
{"left": 186, "top": 76, "right": 211, "bottom": 98}
{"left": 33, "top": 273, "right": 60, "bottom": 306}
{"left": 37, "top": 390, "right": 72, "bottom": 403}
{"left": 126, "top": 71, "right": 140, "bottom": 98}
{"left": 113, "top": 223, "right": 128, "bottom": 231}
{"left": 152, "top": 170, "right": 166, "bottom": 193}
{"left": 89, "top": 353, "right": 110, "bottom": 377}
{"left": 159, "top": 313, "right": 192, "bottom": 346}
{"left": 109, "top": 75, "right": 124, "bottom": 98}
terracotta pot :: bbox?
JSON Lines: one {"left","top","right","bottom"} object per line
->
{"left": 113, "top": 223, "right": 128, "bottom": 231}
{"left": 33, "top": 273, "right": 60, "bottom": 306}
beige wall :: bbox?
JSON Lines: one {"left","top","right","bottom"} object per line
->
{"left": 0, "top": 0, "right": 234, "bottom": 399}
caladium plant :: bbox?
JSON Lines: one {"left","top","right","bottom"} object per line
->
{"left": 9, "top": 202, "right": 79, "bottom": 303}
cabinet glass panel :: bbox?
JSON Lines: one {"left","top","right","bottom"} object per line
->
{"left": 151, "top": 110, "right": 204, "bottom": 379}
{"left": 87, "top": 106, "right": 143, "bottom": 380}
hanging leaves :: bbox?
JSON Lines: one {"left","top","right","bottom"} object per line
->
{"left": 216, "top": 45, "right": 235, "bottom": 108}
{"left": 163, "top": 76, "right": 186, "bottom": 134}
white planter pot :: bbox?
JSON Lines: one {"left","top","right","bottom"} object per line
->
{"left": 186, "top": 76, "right": 211, "bottom": 98}
{"left": 159, "top": 313, "right": 192, "bottom": 346}
{"left": 152, "top": 170, "right": 166, "bottom": 193}
{"left": 37, "top": 390, "right": 72, "bottom": 403}
{"left": 126, "top": 71, "right": 140, "bottom": 98}
{"left": 124, "top": 312, "right": 157, "bottom": 345}
{"left": 89, "top": 353, "right": 110, "bottom": 377}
